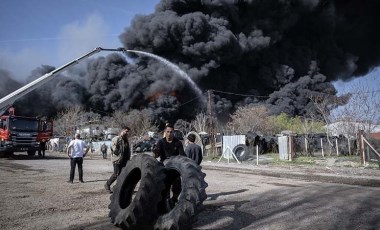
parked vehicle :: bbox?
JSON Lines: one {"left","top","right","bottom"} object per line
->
{"left": 0, "top": 107, "right": 53, "bottom": 156}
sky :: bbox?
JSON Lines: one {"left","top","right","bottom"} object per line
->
{"left": 0, "top": 0, "right": 160, "bottom": 81}
{"left": 0, "top": 0, "right": 379, "bottom": 94}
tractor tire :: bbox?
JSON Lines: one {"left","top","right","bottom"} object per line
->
{"left": 155, "top": 155, "right": 208, "bottom": 230}
{"left": 233, "top": 144, "right": 250, "bottom": 161}
{"left": 108, "top": 154, "right": 166, "bottom": 229}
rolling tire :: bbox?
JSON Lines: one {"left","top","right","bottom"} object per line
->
{"left": 108, "top": 154, "right": 166, "bottom": 229}
{"left": 155, "top": 155, "right": 208, "bottom": 230}
{"left": 233, "top": 144, "right": 249, "bottom": 161}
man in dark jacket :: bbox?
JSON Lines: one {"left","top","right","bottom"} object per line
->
{"left": 153, "top": 123, "right": 185, "bottom": 161}
{"left": 100, "top": 143, "right": 108, "bottom": 159}
{"left": 38, "top": 139, "right": 47, "bottom": 158}
{"left": 104, "top": 127, "right": 130, "bottom": 193}
{"left": 185, "top": 133, "right": 203, "bottom": 165}
{"left": 153, "top": 123, "right": 185, "bottom": 206}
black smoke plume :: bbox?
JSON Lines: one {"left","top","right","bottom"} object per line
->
{"left": 0, "top": 69, "right": 22, "bottom": 97}
{"left": 120, "top": 0, "right": 380, "bottom": 120}
{"left": 3, "top": 0, "right": 380, "bottom": 124}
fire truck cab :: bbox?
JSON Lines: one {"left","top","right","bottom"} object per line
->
{"left": 0, "top": 108, "right": 53, "bottom": 156}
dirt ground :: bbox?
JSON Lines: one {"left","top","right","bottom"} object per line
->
{"left": 0, "top": 151, "right": 379, "bottom": 230}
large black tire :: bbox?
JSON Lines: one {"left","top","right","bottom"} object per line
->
{"left": 233, "top": 144, "right": 250, "bottom": 161}
{"left": 108, "top": 154, "right": 166, "bottom": 229}
{"left": 155, "top": 156, "right": 208, "bottom": 230}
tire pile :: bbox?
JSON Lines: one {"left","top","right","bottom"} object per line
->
{"left": 108, "top": 154, "right": 208, "bottom": 230}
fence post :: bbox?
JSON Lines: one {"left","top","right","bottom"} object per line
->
{"left": 347, "top": 137, "right": 351, "bottom": 155}
{"left": 289, "top": 135, "right": 293, "bottom": 161}
{"left": 304, "top": 136, "right": 308, "bottom": 156}
{"left": 256, "top": 145, "right": 259, "bottom": 165}
{"left": 358, "top": 130, "right": 365, "bottom": 165}
{"left": 321, "top": 138, "right": 324, "bottom": 158}
{"left": 336, "top": 138, "right": 339, "bottom": 156}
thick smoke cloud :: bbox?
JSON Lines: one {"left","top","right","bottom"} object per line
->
{"left": 0, "top": 69, "right": 22, "bottom": 97}
{"left": 119, "top": 0, "right": 380, "bottom": 120}
{"left": 6, "top": 65, "right": 87, "bottom": 117}
{"left": 3, "top": 0, "right": 380, "bottom": 124}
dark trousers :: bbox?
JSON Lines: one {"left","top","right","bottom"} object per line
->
{"left": 38, "top": 149, "right": 45, "bottom": 158}
{"left": 106, "top": 162, "right": 125, "bottom": 186}
{"left": 102, "top": 151, "right": 107, "bottom": 159}
{"left": 69, "top": 157, "right": 83, "bottom": 182}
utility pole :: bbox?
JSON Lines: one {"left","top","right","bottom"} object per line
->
{"left": 208, "top": 90, "right": 215, "bottom": 157}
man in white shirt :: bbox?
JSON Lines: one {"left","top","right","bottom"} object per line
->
{"left": 66, "top": 133, "right": 89, "bottom": 183}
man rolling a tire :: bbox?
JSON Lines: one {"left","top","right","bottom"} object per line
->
{"left": 153, "top": 123, "right": 186, "bottom": 207}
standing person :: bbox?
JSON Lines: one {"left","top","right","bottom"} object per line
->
{"left": 185, "top": 133, "right": 203, "bottom": 165}
{"left": 153, "top": 123, "right": 186, "bottom": 162}
{"left": 104, "top": 127, "right": 131, "bottom": 193}
{"left": 101, "top": 143, "right": 108, "bottom": 159}
{"left": 66, "top": 133, "right": 89, "bottom": 184}
{"left": 153, "top": 123, "right": 185, "bottom": 205}
{"left": 38, "top": 139, "right": 47, "bottom": 158}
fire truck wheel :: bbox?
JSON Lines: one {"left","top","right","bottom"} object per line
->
{"left": 155, "top": 156, "right": 208, "bottom": 230}
{"left": 27, "top": 150, "right": 36, "bottom": 156}
{"left": 108, "top": 154, "right": 166, "bottom": 229}
{"left": 0, "top": 151, "right": 13, "bottom": 157}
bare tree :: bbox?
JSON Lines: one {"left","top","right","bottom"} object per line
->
{"left": 53, "top": 106, "right": 85, "bottom": 137}
{"left": 191, "top": 113, "right": 208, "bottom": 133}
{"left": 227, "top": 105, "right": 272, "bottom": 135}
{"left": 124, "top": 109, "right": 158, "bottom": 138}
{"left": 103, "top": 110, "right": 129, "bottom": 130}
{"left": 332, "top": 80, "right": 380, "bottom": 137}
{"left": 174, "top": 119, "right": 193, "bottom": 136}
{"left": 309, "top": 93, "right": 342, "bottom": 155}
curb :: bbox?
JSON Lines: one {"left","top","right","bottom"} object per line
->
{"left": 202, "top": 164, "right": 380, "bottom": 187}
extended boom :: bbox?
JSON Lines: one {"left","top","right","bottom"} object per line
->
{"left": 0, "top": 47, "right": 127, "bottom": 111}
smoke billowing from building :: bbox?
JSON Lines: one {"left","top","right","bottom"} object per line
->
{"left": 3, "top": 0, "right": 380, "bottom": 123}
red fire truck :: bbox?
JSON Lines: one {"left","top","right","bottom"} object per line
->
{"left": 0, "top": 107, "right": 53, "bottom": 156}
{"left": 0, "top": 47, "right": 126, "bottom": 157}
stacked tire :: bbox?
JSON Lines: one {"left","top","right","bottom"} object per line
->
{"left": 108, "top": 154, "right": 208, "bottom": 230}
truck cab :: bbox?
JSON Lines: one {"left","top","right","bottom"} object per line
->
{"left": 0, "top": 114, "right": 53, "bottom": 156}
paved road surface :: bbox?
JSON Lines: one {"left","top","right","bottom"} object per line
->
{"left": 0, "top": 152, "right": 379, "bottom": 230}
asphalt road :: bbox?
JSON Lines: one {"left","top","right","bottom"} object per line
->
{"left": 0, "top": 152, "right": 379, "bottom": 230}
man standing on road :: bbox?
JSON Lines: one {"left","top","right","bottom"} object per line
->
{"left": 100, "top": 143, "right": 108, "bottom": 159}
{"left": 153, "top": 123, "right": 185, "bottom": 206}
{"left": 185, "top": 133, "right": 203, "bottom": 165}
{"left": 66, "top": 133, "right": 89, "bottom": 183}
{"left": 104, "top": 127, "right": 131, "bottom": 193}
{"left": 38, "top": 139, "right": 47, "bottom": 158}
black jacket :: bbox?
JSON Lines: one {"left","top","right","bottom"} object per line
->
{"left": 185, "top": 143, "right": 203, "bottom": 165}
{"left": 155, "top": 137, "right": 185, "bottom": 162}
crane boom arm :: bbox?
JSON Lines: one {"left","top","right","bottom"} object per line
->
{"left": 0, "top": 47, "right": 127, "bottom": 112}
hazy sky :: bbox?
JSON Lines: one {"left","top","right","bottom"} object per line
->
{"left": 0, "top": 0, "right": 160, "bottom": 81}
{"left": 0, "top": 0, "right": 378, "bottom": 93}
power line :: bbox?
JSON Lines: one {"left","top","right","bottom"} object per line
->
{"left": 178, "top": 96, "right": 202, "bottom": 107}
{"left": 211, "top": 89, "right": 380, "bottom": 99}
{"left": 210, "top": 89, "right": 270, "bottom": 98}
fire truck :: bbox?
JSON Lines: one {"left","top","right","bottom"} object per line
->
{"left": 0, "top": 107, "right": 53, "bottom": 156}
{"left": 0, "top": 47, "right": 127, "bottom": 157}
